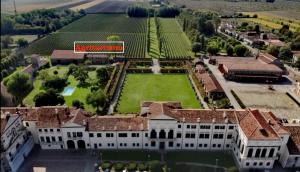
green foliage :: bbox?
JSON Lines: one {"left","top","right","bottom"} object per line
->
{"left": 16, "top": 38, "right": 29, "bottom": 47}
{"left": 226, "top": 45, "right": 234, "bottom": 56}
{"left": 43, "top": 77, "right": 67, "bottom": 91}
{"left": 96, "top": 67, "right": 110, "bottom": 84}
{"left": 107, "top": 35, "right": 121, "bottom": 42}
{"left": 267, "top": 45, "right": 280, "bottom": 57}
{"left": 86, "top": 89, "right": 107, "bottom": 112}
{"left": 228, "top": 166, "right": 238, "bottom": 172}
{"left": 6, "top": 72, "right": 32, "bottom": 104}
{"left": 279, "top": 46, "right": 293, "bottom": 61}
{"left": 158, "top": 7, "right": 180, "bottom": 18}
{"left": 192, "top": 42, "right": 202, "bottom": 55}
{"left": 1, "top": 35, "right": 13, "bottom": 49}
{"left": 72, "top": 67, "right": 89, "bottom": 86}
{"left": 72, "top": 99, "right": 84, "bottom": 109}
{"left": 34, "top": 89, "right": 65, "bottom": 107}
{"left": 234, "top": 45, "right": 248, "bottom": 57}
{"left": 127, "top": 6, "right": 148, "bottom": 17}
{"left": 207, "top": 42, "right": 220, "bottom": 55}
{"left": 113, "top": 162, "right": 125, "bottom": 171}
{"left": 127, "top": 162, "right": 137, "bottom": 171}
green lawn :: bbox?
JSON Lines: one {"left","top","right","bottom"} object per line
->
{"left": 149, "top": 18, "right": 160, "bottom": 58}
{"left": 117, "top": 74, "right": 201, "bottom": 113}
{"left": 23, "top": 66, "right": 102, "bottom": 112}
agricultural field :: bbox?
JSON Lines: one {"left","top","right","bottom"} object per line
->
{"left": 23, "top": 66, "right": 103, "bottom": 112}
{"left": 117, "top": 74, "right": 201, "bottom": 113}
{"left": 149, "top": 18, "right": 160, "bottom": 58}
{"left": 1, "top": 0, "right": 82, "bottom": 13}
{"left": 85, "top": 0, "right": 147, "bottom": 13}
{"left": 242, "top": 11, "right": 300, "bottom": 32}
{"left": 158, "top": 18, "right": 192, "bottom": 59}
{"left": 233, "top": 88, "right": 300, "bottom": 121}
{"left": 168, "top": 0, "right": 300, "bottom": 15}
{"left": 23, "top": 14, "right": 148, "bottom": 58}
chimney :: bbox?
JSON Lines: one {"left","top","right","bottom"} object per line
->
{"left": 83, "top": 120, "right": 86, "bottom": 125}
{"left": 55, "top": 108, "right": 61, "bottom": 125}
{"left": 182, "top": 117, "right": 185, "bottom": 123}
{"left": 114, "top": 126, "right": 117, "bottom": 130}
{"left": 212, "top": 118, "right": 216, "bottom": 123}
{"left": 197, "top": 118, "right": 201, "bottom": 123}
{"left": 267, "top": 119, "right": 271, "bottom": 125}
{"left": 223, "top": 111, "right": 227, "bottom": 118}
{"left": 5, "top": 112, "right": 11, "bottom": 121}
{"left": 128, "top": 125, "right": 132, "bottom": 130}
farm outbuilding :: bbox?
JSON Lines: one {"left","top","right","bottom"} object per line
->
{"left": 51, "top": 50, "right": 85, "bottom": 65}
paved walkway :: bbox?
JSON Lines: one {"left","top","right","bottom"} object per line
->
{"left": 151, "top": 59, "right": 161, "bottom": 74}
{"left": 188, "top": 74, "right": 209, "bottom": 109}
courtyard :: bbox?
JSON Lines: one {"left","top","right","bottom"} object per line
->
{"left": 117, "top": 74, "right": 201, "bottom": 113}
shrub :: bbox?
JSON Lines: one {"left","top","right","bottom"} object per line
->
{"left": 228, "top": 166, "right": 238, "bottom": 172}
{"left": 34, "top": 89, "right": 65, "bottom": 107}
{"left": 53, "top": 70, "right": 58, "bottom": 75}
{"left": 127, "top": 162, "right": 137, "bottom": 171}
{"left": 72, "top": 99, "right": 84, "bottom": 109}
{"left": 101, "top": 161, "right": 112, "bottom": 170}
{"left": 127, "top": 6, "right": 148, "bottom": 17}
{"left": 158, "top": 7, "right": 180, "bottom": 17}
{"left": 234, "top": 45, "right": 248, "bottom": 57}
{"left": 137, "top": 163, "right": 148, "bottom": 171}
{"left": 113, "top": 162, "right": 125, "bottom": 171}
{"left": 43, "top": 77, "right": 67, "bottom": 91}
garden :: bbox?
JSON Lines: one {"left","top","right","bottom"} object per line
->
{"left": 117, "top": 73, "right": 201, "bottom": 113}
{"left": 23, "top": 65, "right": 113, "bottom": 113}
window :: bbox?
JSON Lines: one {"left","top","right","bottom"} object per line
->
{"left": 218, "top": 144, "right": 221, "bottom": 148}
{"left": 261, "top": 148, "right": 267, "bottom": 157}
{"left": 227, "top": 134, "right": 232, "bottom": 139}
{"left": 191, "top": 133, "right": 195, "bottom": 138}
{"left": 58, "top": 136, "right": 62, "bottom": 141}
{"left": 199, "top": 133, "right": 204, "bottom": 138}
{"left": 133, "top": 143, "right": 135, "bottom": 147}
{"left": 151, "top": 141, "right": 156, "bottom": 147}
{"left": 77, "top": 132, "right": 83, "bottom": 137}
{"left": 106, "top": 133, "right": 114, "bottom": 137}
{"left": 187, "top": 125, "right": 190, "bottom": 129}
{"left": 212, "top": 144, "right": 216, "bottom": 147}
{"left": 259, "top": 162, "right": 263, "bottom": 166}
{"left": 25, "top": 122, "right": 29, "bottom": 127}
{"left": 89, "top": 133, "right": 94, "bottom": 137}
{"left": 108, "top": 143, "right": 110, "bottom": 147}
{"left": 178, "top": 124, "right": 181, "bottom": 128}
{"left": 97, "top": 133, "right": 102, "bottom": 137}
{"left": 229, "top": 126, "right": 234, "bottom": 130}
{"left": 241, "top": 145, "right": 244, "bottom": 154}
{"left": 40, "top": 136, "right": 45, "bottom": 142}
{"left": 51, "top": 136, "right": 55, "bottom": 142}
{"left": 57, "top": 129, "right": 61, "bottom": 132}
{"left": 169, "top": 142, "right": 173, "bottom": 147}
{"left": 94, "top": 144, "right": 97, "bottom": 149}
{"left": 215, "top": 126, "right": 219, "bottom": 129}
{"left": 177, "top": 133, "right": 181, "bottom": 138}
{"left": 118, "top": 133, "right": 127, "bottom": 137}
{"left": 213, "top": 133, "right": 223, "bottom": 139}
{"left": 266, "top": 162, "right": 270, "bottom": 166}
{"left": 255, "top": 149, "right": 261, "bottom": 158}
{"left": 185, "top": 143, "right": 189, "bottom": 147}
{"left": 111, "top": 143, "right": 114, "bottom": 147}
{"left": 137, "top": 143, "right": 139, "bottom": 147}
{"left": 220, "top": 126, "right": 225, "bottom": 129}
{"left": 191, "top": 125, "right": 196, "bottom": 129}
{"left": 50, "top": 129, "right": 54, "bottom": 132}
{"left": 46, "top": 137, "right": 50, "bottom": 143}
{"left": 177, "top": 143, "right": 180, "bottom": 147}
{"left": 67, "top": 132, "right": 71, "bottom": 137}
{"left": 253, "top": 162, "right": 257, "bottom": 166}
{"left": 204, "top": 144, "right": 207, "bottom": 147}
{"left": 145, "top": 143, "right": 148, "bottom": 147}
{"left": 44, "top": 129, "right": 48, "bottom": 132}
{"left": 226, "top": 144, "right": 230, "bottom": 148}
{"left": 124, "top": 143, "right": 127, "bottom": 147}
{"left": 200, "top": 125, "right": 210, "bottom": 129}
{"left": 145, "top": 133, "right": 148, "bottom": 137}
{"left": 268, "top": 148, "right": 275, "bottom": 158}
{"left": 205, "top": 134, "right": 209, "bottom": 139}
{"left": 190, "top": 143, "right": 194, "bottom": 147}
{"left": 38, "top": 129, "right": 42, "bottom": 132}
{"left": 185, "top": 133, "right": 195, "bottom": 138}
{"left": 73, "top": 132, "right": 76, "bottom": 137}
{"left": 199, "top": 144, "right": 202, "bottom": 147}
{"left": 246, "top": 162, "right": 249, "bottom": 166}
{"left": 132, "top": 133, "right": 139, "bottom": 137}
{"left": 247, "top": 148, "right": 253, "bottom": 157}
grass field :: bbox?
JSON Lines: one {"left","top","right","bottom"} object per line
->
{"left": 23, "top": 14, "right": 148, "bottom": 58}
{"left": 242, "top": 11, "right": 300, "bottom": 32}
{"left": 117, "top": 74, "right": 200, "bottom": 113}
{"left": 158, "top": 18, "right": 192, "bottom": 59}
{"left": 149, "top": 18, "right": 160, "bottom": 58}
{"left": 23, "top": 66, "right": 103, "bottom": 112}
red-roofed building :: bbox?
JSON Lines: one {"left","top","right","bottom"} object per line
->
{"left": 51, "top": 50, "right": 85, "bottom": 64}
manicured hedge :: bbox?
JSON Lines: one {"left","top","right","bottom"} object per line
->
{"left": 160, "top": 68, "right": 187, "bottom": 73}
{"left": 126, "top": 68, "right": 152, "bottom": 73}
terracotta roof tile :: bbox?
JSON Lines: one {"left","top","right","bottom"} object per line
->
{"left": 195, "top": 73, "right": 224, "bottom": 93}
{"left": 51, "top": 50, "right": 84, "bottom": 60}
{"left": 285, "top": 125, "right": 300, "bottom": 155}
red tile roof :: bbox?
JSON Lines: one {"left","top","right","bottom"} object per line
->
{"left": 51, "top": 50, "right": 84, "bottom": 60}
{"left": 195, "top": 73, "right": 224, "bottom": 93}
{"left": 87, "top": 116, "right": 148, "bottom": 131}
{"left": 285, "top": 125, "right": 300, "bottom": 155}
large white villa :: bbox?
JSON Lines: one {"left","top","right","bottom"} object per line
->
{"left": 1, "top": 101, "right": 299, "bottom": 171}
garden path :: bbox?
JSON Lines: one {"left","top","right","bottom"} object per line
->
{"left": 151, "top": 59, "right": 161, "bottom": 74}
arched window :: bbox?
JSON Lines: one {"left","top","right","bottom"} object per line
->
{"left": 150, "top": 129, "right": 157, "bottom": 139}
{"left": 255, "top": 148, "right": 261, "bottom": 158}
{"left": 159, "top": 130, "right": 166, "bottom": 139}
{"left": 247, "top": 148, "right": 253, "bottom": 157}
{"left": 269, "top": 148, "right": 275, "bottom": 157}
{"left": 168, "top": 130, "right": 174, "bottom": 139}
{"left": 261, "top": 148, "right": 267, "bottom": 157}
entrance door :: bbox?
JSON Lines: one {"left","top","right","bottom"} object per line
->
{"left": 67, "top": 140, "right": 75, "bottom": 149}
{"left": 159, "top": 142, "right": 165, "bottom": 150}
{"left": 77, "top": 140, "right": 86, "bottom": 149}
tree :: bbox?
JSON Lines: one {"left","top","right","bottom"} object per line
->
{"left": 34, "top": 89, "right": 65, "bottom": 107}
{"left": 254, "top": 24, "right": 260, "bottom": 34}
{"left": 127, "top": 6, "right": 148, "bottom": 17}
{"left": 16, "top": 38, "right": 29, "bottom": 47}
{"left": 72, "top": 99, "right": 84, "bottom": 109}
{"left": 226, "top": 45, "right": 234, "bottom": 56}
{"left": 228, "top": 166, "right": 238, "bottom": 172}
{"left": 38, "top": 69, "right": 50, "bottom": 80}
{"left": 68, "top": 64, "right": 78, "bottom": 75}
{"left": 203, "top": 21, "right": 215, "bottom": 36}
{"left": 96, "top": 67, "right": 109, "bottom": 84}
{"left": 1, "top": 36, "right": 13, "bottom": 49}
{"left": 6, "top": 72, "right": 32, "bottom": 104}
{"left": 234, "top": 45, "right": 248, "bottom": 57}
{"left": 1, "top": 18, "right": 15, "bottom": 35}
{"left": 107, "top": 35, "right": 121, "bottom": 58}
{"left": 73, "top": 67, "right": 89, "bottom": 86}
{"left": 207, "top": 43, "right": 220, "bottom": 55}
{"left": 43, "top": 77, "right": 67, "bottom": 91}
{"left": 267, "top": 46, "right": 280, "bottom": 57}
{"left": 86, "top": 89, "right": 107, "bottom": 113}
{"left": 279, "top": 46, "right": 293, "bottom": 62}
{"left": 192, "top": 42, "right": 202, "bottom": 55}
